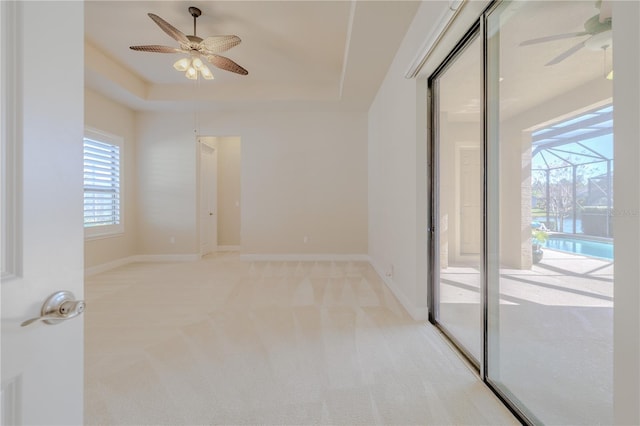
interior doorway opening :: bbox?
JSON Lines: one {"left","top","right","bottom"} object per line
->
{"left": 198, "top": 136, "right": 242, "bottom": 255}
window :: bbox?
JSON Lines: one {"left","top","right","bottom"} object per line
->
{"left": 83, "top": 128, "right": 123, "bottom": 238}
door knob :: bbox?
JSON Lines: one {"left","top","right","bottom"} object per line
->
{"left": 21, "top": 291, "right": 85, "bottom": 327}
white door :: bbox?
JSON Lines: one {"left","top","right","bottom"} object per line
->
{"left": 1, "top": 2, "right": 85, "bottom": 424}
{"left": 459, "top": 147, "right": 481, "bottom": 255}
{"left": 199, "top": 140, "right": 218, "bottom": 255}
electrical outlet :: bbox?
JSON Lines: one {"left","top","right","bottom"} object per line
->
{"left": 386, "top": 264, "right": 394, "bottom": 278}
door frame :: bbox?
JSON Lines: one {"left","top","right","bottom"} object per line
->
{"left": 427, "top": 19, "right": 483, "bottom": 370}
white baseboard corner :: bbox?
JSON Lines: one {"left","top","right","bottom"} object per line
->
{"left": 369, "top": 260, "right": 429, "bottom": 322}
{"left": 239, "top": 253, "right": 370, "bottom": 262}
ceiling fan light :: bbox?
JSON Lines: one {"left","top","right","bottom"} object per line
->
{"left": 201, "top": 66, "right": 214, "bottom": 80}
{"left": 192, "top": 57, "right": 205, "bottom": 71}
{"left": 173, "top": 57, "right": 190, "bottom": 72}
{"left": 185, "top": 67, "right": 198, "bottom": 80}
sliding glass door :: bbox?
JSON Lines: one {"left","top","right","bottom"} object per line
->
{"left": 430, "top": 28, "right": 483, "bottom": 365}
{"left": 430, "top": 1, "right": 614, "bottom": 423}
{"left": 485, "top": 1, "right": 613, "bottom": 424}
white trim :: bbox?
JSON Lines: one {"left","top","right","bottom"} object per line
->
{"left": 405, "top": 0, "right": 465, "bottom": 79}
{"left": 132, "top": 254, "right": 201, "bottom": 263}
{"left": 217, "top": 245, "right": 240, "bottom": 251}
{"left": 240, "top": 253, "right": 370, "bottom": 262}
{"left": 1, "top": 375, "right": 22, "bottom": 426}
{"left": 1, "top": 0, "right": 22, "bottom": 280}
{"left": 84, "top": 254, "right": 200, "bottom": 276}
{"left": 338, "top": 0, "right": 356, "bottom": 98}
{"left": 369, "top": 259, "right": 429, "bottom": 322}
{"left": 84, "top": 256, "right": 134, "bottom": 277}
{"left": 408, "top": 0, "right": 491, "bottom": 80}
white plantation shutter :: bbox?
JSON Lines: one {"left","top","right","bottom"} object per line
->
{"left": 83, "top": 129, "right": 123, "bottom": 237}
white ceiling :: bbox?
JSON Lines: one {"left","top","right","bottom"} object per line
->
{"left": 85, "top": 1, "right": 424, "bottom": 111}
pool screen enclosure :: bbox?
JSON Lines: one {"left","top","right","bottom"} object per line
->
{"left": 531, "top": 104, "right": 613, "bottom": 237}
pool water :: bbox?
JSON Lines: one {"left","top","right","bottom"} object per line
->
{"left": 545, "top": 236, "right": 613, "bottom": 260}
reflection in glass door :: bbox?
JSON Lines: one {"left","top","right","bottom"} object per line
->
{"left": 485, "top": 1, "right": 614, "bottom": 424}
{"left": 430, "top": 30, "right": 483, "bottom": 364}
{"left": 429, "top": 1, "right": 615, "bottom": 423}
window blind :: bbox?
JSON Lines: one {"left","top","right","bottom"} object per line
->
{"left": 83, "top": 138, "right": 120, "bottom": 228}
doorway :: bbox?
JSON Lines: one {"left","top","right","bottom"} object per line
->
{"left": 199, "top": 138, "right": 218, "bottom": 256}
{"left": 198, "top": 136, "right": 242, "bottom": 255}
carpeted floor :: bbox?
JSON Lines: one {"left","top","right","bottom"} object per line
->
{"left": 84, "top": 252, "right": 517, "bottom": 425}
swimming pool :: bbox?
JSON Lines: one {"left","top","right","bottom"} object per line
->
{"left": 545, "top": 235, "right": 613, "bottom": 260}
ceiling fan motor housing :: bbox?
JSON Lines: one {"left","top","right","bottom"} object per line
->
{"left": 187, "top": 35, "right": 204, "bottom": 44}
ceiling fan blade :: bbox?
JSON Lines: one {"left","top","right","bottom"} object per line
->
{"left": 129, "top": 45, "right": 182, "bottom": 54}
{"left": 520, "top": 32, "right": 589, "bottom": 46}
{"left": 545, "top": 40, "right": 586, "bottom": 66}
{"left": 207, "top": 54, "right": 248, "bottom": 75}
{"left": 148, "top": 13, "right": 189, "bottom": 45}
{"left": 200, "top": 35, "right": 242, "bottom": 54}
{"left": 599, "top": 0, "right": 612, "bottom": 22}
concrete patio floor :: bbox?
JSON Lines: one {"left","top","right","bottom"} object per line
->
{"left": 438, "top": 248, "right": 613, "bottom": 425}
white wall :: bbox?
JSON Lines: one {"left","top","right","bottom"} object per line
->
{"left": 368, "top": 1, "right": 449, "bottom": 320}
{"left": 136, "top": 112, "right": 199, "bottom": 255}
{"left": 84, "top": 88, "right": 138, "bottom": 268}
{"left": 136, "top": 103, "right": 368, "bottom": 257}
{"left": 613, "top": 1, "right": 640, "bottom": 423}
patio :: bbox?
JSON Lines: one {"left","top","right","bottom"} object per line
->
{"left": 440, "top": 248, "right": 613, "bottom": 424}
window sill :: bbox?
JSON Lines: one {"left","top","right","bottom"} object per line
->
{"left": 84, "top": 230, "right": 124, "bottom": 241}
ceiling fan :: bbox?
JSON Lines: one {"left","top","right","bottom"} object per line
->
{"left": 519, "top": 0, "right": 612, "bottom": 66}
{"left": 130, "top": 6, "right": 248, "bottom": 79}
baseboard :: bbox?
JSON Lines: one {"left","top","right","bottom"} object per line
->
{"left": 84, "top": 256, "right": 136, "bottom": 276}
{"left": 85, "top": 253, "right": 200, "bottom": 276}
{"left": 131, "top": 254, "right": 201, "bottom": 263}
{"left": 239, "top": 253, "right": 370, "bottom": 262}
{"left": 217, "top": 245, "right": 240, "bottom": 251}
{"left": 369, "top": 259, "right": 429, "bottom": 322}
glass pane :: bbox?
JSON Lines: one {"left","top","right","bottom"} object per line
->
{"left": 434, "top": 33, "right": 482, "bottom": 363}
{"left": 486, "top": 1, "right": 613, "bottom": 424}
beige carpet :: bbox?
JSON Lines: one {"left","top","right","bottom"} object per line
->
{"left": 84, "top": 252, "right": 516, "bottom": 425}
